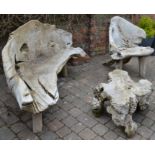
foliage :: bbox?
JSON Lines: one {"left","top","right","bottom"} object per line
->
{"left": 0, "top": 15, "right": 90, "bottom": 40}
{"left": 138, "top": 16, "right": 155, "bottom": 38}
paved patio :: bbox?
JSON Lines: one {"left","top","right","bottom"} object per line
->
{"left": 0, "top": 55, "right": 155, "bottom": 140}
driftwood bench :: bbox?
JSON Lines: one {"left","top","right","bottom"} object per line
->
{"left": 92, "top": 69, "right": 153, "bottom": 137}
{"left": 2, "top": 20, "right": 86, "bottom": 133}
{"left": 103, "top": 16, "right": 154, "bottom": 78}
{"left": 111, "top": 47, "right": 153, "bottom": 78}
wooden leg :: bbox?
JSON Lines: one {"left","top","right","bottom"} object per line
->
{"left": 115, "top": 60, "right": 123, "bottom": 69}
{"left": 119, "top": 60, "right": 123, "bottom": 69}
{"left": 139, "top": 56, "right": 146, "bottom": 78}
{"left": 62, "top": 65, "right": 68, "bottom": 77}
{"left": 32, "top": 112, "right": 43, "bottom": 133}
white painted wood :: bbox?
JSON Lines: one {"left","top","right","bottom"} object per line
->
{"left": 2, "top": 20, "right": 87, "bottom": 114}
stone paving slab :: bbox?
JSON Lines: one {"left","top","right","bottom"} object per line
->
{"left": 79, "top": 128, "right": 97, "bottom": 140}
{"left": 104, "top": 131, "right": 118, "bottom": 140}
{"left": 0, "top": 127, "right": 16, "bottom": 140}
{"left": 0, "top": 55, "right": 155, "bottom": 140}
{"left": 56, "top": 126, "right": 71, "bottom": 138}
{"left": 92, "top": 124, "right": 108, "bottom": 136}
{"left": 40, "top": 131, "right": 59, "bottom": 140}
{"left": 64, "top": 132, "right": 81, "bottom": 140}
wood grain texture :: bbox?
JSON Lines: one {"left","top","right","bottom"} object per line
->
{"left": 2, "top": 20, "right": 86, "bottom": 114}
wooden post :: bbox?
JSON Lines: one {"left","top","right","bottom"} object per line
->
{"left": 115, "top": 60, "right": 123, "bottom": 69}
{"left": 32, "top": 112, "right": 43, "bottom": 133}
{"left": 139, "top": 56, "right": 147, "bottom": 78}
{"left": 62, "top": 65, "right": 68, "bottom": 77}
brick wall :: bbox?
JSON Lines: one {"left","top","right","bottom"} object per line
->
{"left": 87, "top": 15, "right": 132, "bottom": 55}
{"left": 0, "top": 14, "right": 133, "bottom": 56}
{"left": 0, "top": 14, "right": 135, "bottom": 68}
{"left": 1, "top": 14, "right": 154, "bottom": 70}
{"left": 0, "top": 14, "right": 136, "bottom": 68}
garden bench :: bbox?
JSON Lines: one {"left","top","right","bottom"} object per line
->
{"left": 103, "top": 16, "right": 154, "bottom": 77}
{"left": 2, "top": 20, "right": 86, "bottom": 133}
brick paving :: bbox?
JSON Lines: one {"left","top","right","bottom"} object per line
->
{"left": 0, "top": 55, "right": 155, "bottom": 140}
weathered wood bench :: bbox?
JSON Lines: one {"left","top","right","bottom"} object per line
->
{"left": 2, "top": 20, "right": 86, "bottom": 133}
{"left": 111, "top": 47, "right": 153, "bottom": 77}
{"left": 92, "top": 69, "right": 153, "bottom": 137}
{"left": 103, "top": 16, "right": 154, "bottom": 78}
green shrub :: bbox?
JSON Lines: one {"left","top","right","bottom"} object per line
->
{"left": 138, "top": 16, "right": 155, "bottom": 38}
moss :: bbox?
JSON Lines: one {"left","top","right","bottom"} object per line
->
{"left": 92, "top": 102, "right": 104, "bottom": 117}
{"left": 92, "top": 108, "right": 104, "bottom": 117}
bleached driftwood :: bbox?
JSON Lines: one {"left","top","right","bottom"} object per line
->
{"left": 111, "top": 47, "right": 154, "bottom": 60}
{"left": 92, "top": 69, "right": 153, "bottom": 137}
{"left": 109, "top": 16, "right": 146, "bottom": 54}
{"left": 2, "top": 20, "right": 86, "bottom": 115}
{"left": 104, "top": 16, "right": 154, "bottom": 77}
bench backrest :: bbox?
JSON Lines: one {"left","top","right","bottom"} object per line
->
{"left": 109, "top": 16, "right": 146, "bottom": 53}
{"left": 7, "top": 20, "right": 73, "bottom": 62}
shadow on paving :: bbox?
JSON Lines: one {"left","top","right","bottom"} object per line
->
{"left": 0, "top": 55, "right": 155, "bottom": 140}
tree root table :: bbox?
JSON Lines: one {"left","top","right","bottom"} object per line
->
{"left": 92, "top": 69, "right": 153, "bottom": 137}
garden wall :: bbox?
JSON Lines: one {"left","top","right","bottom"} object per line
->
{"left": 0, "top": 14, "right": 147, "bottom": 68}
{"left": 0, "top": 15, "right": 132, "bottom": 55}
